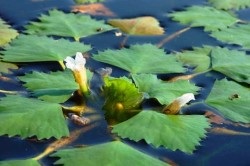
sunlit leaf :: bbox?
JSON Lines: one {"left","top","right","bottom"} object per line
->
{"left": 175, "top": 45, "right": 212, "bottom": 73}
{"left": 0, "top": 61, "right": 18, "bottom": 75}
{"left": 72, "top": 3, "right": 115, "bottom": 16}
{"left": 19, "top": 70, "right": 78, "bottom": 103}
{"left": 0, "top": 35, "right": 91, "bottom": 62}
{"left": 0, "top": 95, "right": 69, "bottom": 139}
{"left": 205, "top": 79, "right": 250, "bottom": 123}
{"left": 102, "top": 77, "right": 143, "bottom": 124}
{"left": 108, "top": 17, "right": 164, "bottom": 35}
{"left": 112, "top": 111, "right": 210, "bottom": 154}
{"left": 211, "top": 47, "right": 250, "bottom": 84}
{"left": 169, "top": 6, "right": 238, "bottom": 31}
{"left": 132, "top": 74, "right": 200, "bottom": 105}
{"left": 25, "top": 9, "right": 114, "bottom": 41}
{"left": 0, "top": 18, "right": 18, "bottom": 46}
{"left": 93, "top": 44, "right": 185, "bottom": 74}
{"left": 0, "top": 159, "right": 40, "bottom": 166}
{"left": 52, "top": 141, "right": 169, "bottom": 166}
{"left": 209, "top": 0, "right": 250, "bottom": 10}
{"left": 211, "top": 24, "right": 250, "bottom": 50}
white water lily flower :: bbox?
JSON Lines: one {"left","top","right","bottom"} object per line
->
{"left": 175, "top": 93, "right": 195, "bottom": 107}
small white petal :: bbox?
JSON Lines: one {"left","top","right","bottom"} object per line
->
{"left": 65, "top": 56, "right": 76, "bottom": 70}
{"left": 75, "top": 52, "right": 86, "bottom": 66}
{"left": 175, "top": 93, "right": 195, "bottom": 107}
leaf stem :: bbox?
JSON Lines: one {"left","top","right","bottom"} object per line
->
{"left": 157, "top": 27, "right": 191, "bottom": 48}
{"left": 0, "top": 89, "right": 19, "bottom": 95}
{"left": 58, "top": 60, "right": 66, "bottom": 70}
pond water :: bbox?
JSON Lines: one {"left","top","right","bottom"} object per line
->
{"left": 0, "top": 0, "right": 250, "bottom": 165}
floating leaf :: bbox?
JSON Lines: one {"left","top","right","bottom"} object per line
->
{"left": 112, "top": 111, "right": 210, "bottom": 154}
{"left": 132, "top": 74, "right": 200, "bottom": 105}
{"left": 0, "top": 18, "right": 18, "bottom": 46}
{"left": 25, "top": 9, "right": 114, "bottom": 41}
{"left": 52, "top": 141, "right": 169, "bottom": 166}
{"left": 211, "top": 127, "right": 250, "bottom": 136}
{"left": 19, "top": 70, "right": 78, "bottom": 103}
{"left": 211, "top": 24, "right": 250, "bottom": 50}
{"left": 102, "top": 77, "right": 143, "bottom": 124}
{"left": 211, "top": 47, "right": 250, "bottom": 84}
{"left": 205, "top": 79, "right": 250, "bottom": 123}
{"left": 169, "top": 6, "right": 238, "bottom": 31}
{"left": 72, "top": 3, "right": 115, "bottom": 16}
{"left": 1, "top": 35, "right": 91, "bottom": 62}
{"left": 74, "top": 0, "right": 104, "bottom": 4}
{"left": 0, "top": 159, "right": 40, "bottom": 166}
{"left": 0, "top": 61, "right": 18, "bottom": 75}
{"left": 108, "top": 17, "right": 164, "bottom": 35}
{"left": 209, "top": 0, "right": 250, "bottom": 10}
{"left": 93, "top": 44, "right": 185, "bottom": 74}
{"left": 175, "top": 45, "right": 212, "bottom": 73}
{"left": 0, "top": 95, "right": 69, "bottom": 139}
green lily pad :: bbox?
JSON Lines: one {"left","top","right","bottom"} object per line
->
{"left": 19, "top": 70, "right": 78, "bottom": 103}
{"left": 0, "top": 35, "right": 91, "bottom": 62}
{"left": 209, "top": 0, "right": 250, "bottom": 10}
{"left": 0, "top": 61, "right": 18, "bottom": 75}
{"left": 0, "top": 159, "right": 40, "bottom": 166}
{"left": 169, "top": 6, "right": 238, "bottom": 31}
{"left": 211, "top": 24, "right": 250, "bottom": 50}
{"left": 102, "top": 77, "right": 143, "bottom": 124}
{"left": 93, "top": 44, "right": 185, "bottom": 74}
{"left": 211, "top": 47, "right": 250, "bottom": 84}
{"left": 0, "top": 18, "right": 18, "bottom": 47}
{"left": 132, "top": 74, "right": 200, "bottom": 105}
{"left": 0, "top": 95, "right": 69, "bottom": 139}
{"left": 205, "top": 79, "right": 250, "bottom": 123}
{"left": 112, "top": 111, "right": 210, "bottom": 154}
{"left": 25, "top": 9, "right": 114, "bottom": 41}
{"left": 51, "top": 141, "right": 169, "bottom": 166}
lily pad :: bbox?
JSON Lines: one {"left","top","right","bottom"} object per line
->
{"left": 132, "top": 74, "right": 200, "bottom": 105}
{"left": 93, "top": 44, "right": 185, "bottom": 74}
{"left": 0, "top": 159, "right": 40, "bottom": 166}
{"left": 0, "top": 18, "right": 18, "bottom": 46}
{"left": 205, "top": 79, "right": 250, "bottom": 123}
{"left": 108, "top": 17, "right": 164, "bottom": 35}
{"left": 19, "top": 70, "right": 78, "bottom": 103}
{"left": 0, "top": 35, "right": 91, "bottom": 62}
{"left": 112, "top": 111, "right": 210, "bottom": 154}
{"left": 209, "top": 0, "right": 250, "bottom": 10}
{"left": 169, "top": 6, "right": 238, "bottom": 31}
{"left": 52, "top": 141, "right": 169, "bottom": 166}
{"left": 0, "top": 95, "right": 69, "bottom": 139}
{"left": 25, "top": 9, "right": 114, "bottom": 41}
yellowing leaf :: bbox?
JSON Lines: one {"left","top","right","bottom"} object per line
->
{"left": 0, "top": 18, "right": 18, "bottom": 46}
{"left": 0, "top": 61, "right": 18, "bottom": 75}
{"left": 108, "top": 17, "right": 164, "bottom": 35}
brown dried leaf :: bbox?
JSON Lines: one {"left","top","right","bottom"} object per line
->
{"left": 210, "top": 127, "right": 250, "bottom": 136}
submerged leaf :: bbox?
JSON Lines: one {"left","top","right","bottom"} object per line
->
{"left": 1, "top": 35, "right": 91, "bottom": 62}
{"left": 0, "top": 95, "right": 69, "bottom": 139}
{"left": 0, "top": 159, "right": 40, "bottom": 166}
{"left": 72, "top": 3, "right": 115, "bottom": 16}
{"left": 132, "top": 74, "right": 199, "bottom": 105}
{"left": 211, "top": 47, "right": 250, "bottom": 84}
{"left": 102, "top": 77, "right": 143, "bottom": 124}
{"left": 0, "top": 18, "right": 18, "bottom": 46}
{"left": 0, "top": 61, "right": 18, "bottom": 75}
{"left": 211, "top": 24, "right": 250, "bottom": 50}
{"left": 112, "top": 111, "right": 210, "bottom": 154}
{"left": 169, "top": 6, "right": 238, "bottom": 31}
{"left": 52, "top": 141, "right": 169, "bottom": 166}
{"left": 74, "top": 0, "right": 104, "bottom": 4}
{"left": 93, "top": 44, "right": 185, "bottom": 74}
{"left": 209, "top": 0, "right": 250, "bottom": 10}
{"left": 19, "top": 70, "right": 78, "bottom": 103}
{"left": 25, "top": 9, "right": 114, "bottom": 41}
{"left": 205, "top": 79, "right": 250, "bottom": 123}
{"left": 108, "top": 17, "right": 164, "bottom": 35}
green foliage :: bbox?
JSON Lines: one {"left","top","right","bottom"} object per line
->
{"left": 0, "top": 95, "right": 69, "bottom": 139}
{"left": 169, "top": 6, "right": 238, "bottom": 31}
{"left": 112, "top": 111, "right": 210, "bottom": 154}
{"left": 19, "top": 70, "right": 78, "bottom": 103}
{"left": 132, "top": 74, "right": 200, "bottom": 105}
{"left": 0, "top": 61, "right": 18, "bottom": 75}
{"left": 102, "top": 77, "right": 143, "bottom": 124}
{"left": 211, "top": 47, "right": 250, "bottom": 84}
{"left": 209, "top": 0, "right": 250, "bottom": 10}
{"left": 25, "top": 9, "right": 114, "bottom": 41}
{"left": 0, "top": 18, "right": 18, "bottom": 46}
{"left": 175, "top": 45, "right": 212, "bottom": 73}
{"left": 51, "top": 141, "right": 169, "bottom": 166}
{"left": 93, "top": 44, "right": 185, "bottom": 74}
{"left": 0, "top": 35, "right": 91, "bottom": 62}
{"left": 206, "top": 79, "right": 250, "bottom": 123}
{"left": 0, "top": 159, "right": 40, "bottom": 166}
{"left": 211, "top": 24, "right": 250, "bottom": 50}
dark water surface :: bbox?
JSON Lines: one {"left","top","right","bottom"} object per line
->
{"left": 0, "top": 0, "right": 250, "bottom": 166}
